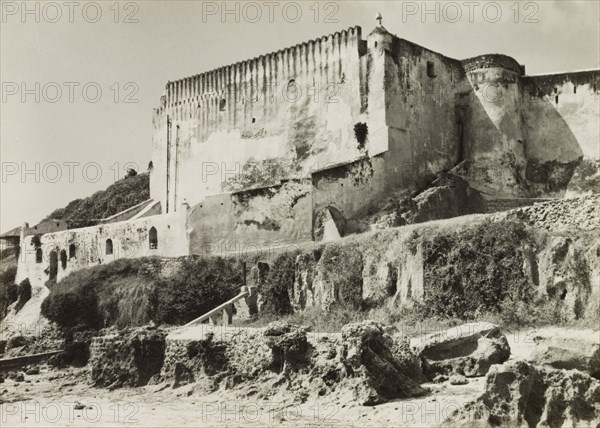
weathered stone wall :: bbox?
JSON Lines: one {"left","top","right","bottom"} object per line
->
{"left": 522, "top": 71, "right": 599, "bottom": 196}
{"left": 16, "top": 211, "right": 188, "bottom": 289}
{"left": 460, "top": 60, "right": 599, "bottom": 197}
{"left": 151, "top": 26, "right": 369, "bottom": 213}
{"left": 382, "top": 38, "right": 467, "bottom": 192}
{"left": 312, "top": 156, "right": 386, "bottom": 223}
{"left": 523, "top": 71, "right": 599, "bottom": 161}
{"left": 461, "top": 55, "right": 528, "bottom": 196}
{"left": 187, "top": 179, "right": 313, "bottom": 256}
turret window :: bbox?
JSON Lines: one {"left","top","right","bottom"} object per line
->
{"left": 427, "top": 61, "right": 436, "bottom": 78}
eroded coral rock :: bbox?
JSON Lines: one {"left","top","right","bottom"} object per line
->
{"left": 413, "top": 322, "right": 510, "bottom": 378}
{"left": 341, "top": 320, "right": 426, "bottom": 405}
{"left": 449, "top": 360, "right": 600, "bottom": 427}
{"left": 88, "top": 326, "right": 167, "bottom": 388}
{"left": 530, "top": 333, "right": 600, "bottom": 379}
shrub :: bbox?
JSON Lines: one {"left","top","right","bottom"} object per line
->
{"left": 319, "top": 243, "right": 363, "bottom": 310}
{"left": 261, "top": 252, "right": 298, "bottom": 315}
{"left": 42, "top": 256, "right": 244, "bottom": 329}
{"left": 45, "top": 172, "right": 150, "bottom": 225}
{"left": 42, "top": 258, "right": 155, "bottom": 329}
{"left": 0, "top": 266, "right": 18, "bottom": 318}
{"left": 14, "top": 278, "right": 32, "bottom": 312}
{"left": 420, "top": 220, "right": 533, "bottom": 319}
{"left": 42, "top": 282, "right": 100, "bottom": 328}
{"left": 149, "top": 257, "right": 242, "bottom": 325}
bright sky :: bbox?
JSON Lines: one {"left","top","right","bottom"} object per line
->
{"left": 1, "top": 0, "right": 599, "bottom": 232}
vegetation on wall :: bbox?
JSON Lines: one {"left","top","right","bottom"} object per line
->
{"left": 0, "top": 265, "right": 18, "bottom": 319}
{"left": 319, "top": 244, "right": 364, "bottom": 310}
{"left": 45, "top": 173, "right": 150, "bottom": 227}
{"left": 41, "top": 256, "right": 242, "bottom": 329}
{"left": 261, "top": 252, "right": 298, "bottom": 315}
{"left": 420, "top": 220, "right": 533, "bottom": 318}
{"left": 148, "top": 257, "right": 241, "bottom": 325}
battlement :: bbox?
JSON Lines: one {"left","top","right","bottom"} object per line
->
{"left": 158, "top": 26, "right": 364, "bottom": 111}
{"left": 462, "top": 54, "right": 523, "bottom": 74}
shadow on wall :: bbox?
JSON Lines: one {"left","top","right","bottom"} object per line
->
{"left": 461, "top": 76, "right": 583, "bottom": 197}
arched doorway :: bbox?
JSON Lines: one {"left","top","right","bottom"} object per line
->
{"left": 60, "top": 250, "right": 67, "bottom": 270}
{"left": 149, "top": 227, "right": 158, "bottom": 249}
{"left": 49, "top": 251, "right": 58, "bottom": 281}
{"left": 69, "top": 244, "right": 76, "bottom": 259}
{"left": 313, "top": 206, "right": 347, "bottom": 242}
{"left": 35, "top": 248, "right": 43, "bottom": 263}
{"left": 105, "top": 239, "right": 113, "bottom": 255}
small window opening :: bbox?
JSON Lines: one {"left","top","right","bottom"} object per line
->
{"left": 69, "top": 244, "right": 76, "bottom": 259}
{"left": 354, "top": 122, "right": 368, "bottom": 150}
{"left": 149, "top": 227, "right": 158, "bottom": 250}
{"left": 252, "top": 118, "right": 256, "bottom": 123}
{"left": 555, "top": 95, "right": 559, "bottom": 104}
{"left": 60, "top": 250, "right": 67, "bottom": 270}
{"left": 573, "top": 85, "right": 577, "bottom": 94}
{"left": 219, "top": 99, "right": 226, "bottom": 111}
{"left": 374, "top": 41, "right": 378, "bottom": 48}
{"left": 105, "top": 239, "right": 113, "bottom": 255}
{"left": 427, "top": 61, "right": 436, "bottom": 78}
{"left": 36, "top": 248, "right": 43, "bottom": 263}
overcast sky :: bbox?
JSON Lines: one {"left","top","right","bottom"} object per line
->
{"left": 1, "top": 0, "right": 599, "bottom": 232}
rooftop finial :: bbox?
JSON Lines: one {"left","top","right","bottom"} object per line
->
{"left": 376, "top": 12, "right": 383, "bottom": 26}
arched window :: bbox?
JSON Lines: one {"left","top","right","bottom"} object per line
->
{"left": 106, "top": 239, "right": 113, "bottom": 255}
{"left": 36, "top": 248, "right": 43, "bottom": 263}
{"left": 69, "top": 244, "right": 76, "bottom": 259}
{"left": 60, "top": 250, "right": 67, "bottom": 270}
{"left": 149, "top": 227, "right": 158, "bottom": 249}
{"left": 49, "top": 251, "right": 58, "bottom": 280}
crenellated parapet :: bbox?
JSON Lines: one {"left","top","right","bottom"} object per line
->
{"left": 156, "top": 26, "right": 364, "bottom": 111}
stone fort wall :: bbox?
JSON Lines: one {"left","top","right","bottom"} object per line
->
{"left": 15, "top": 25, "right": 600, "bottom": 291}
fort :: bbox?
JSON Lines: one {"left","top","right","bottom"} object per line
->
{"left": 13, "top": 23, "right": 600, "bottom": 290}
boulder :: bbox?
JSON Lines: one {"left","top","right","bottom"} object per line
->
{"left": 530, "top": 336, "right": 600, "bottom": 379}
{"left": 413, "top": 322, "right": 510, "bottom": 378}
{"left": 263, "top": 322, "right": 311, "bottom": 372}
{"left": 341, "top": 320, "right": 426, "bottom": 405}
{"left": 448, "top": 360, "right": 600, "bottom": 427}
{"left": 449, "top": 374, "right": 468, "bottom": 385}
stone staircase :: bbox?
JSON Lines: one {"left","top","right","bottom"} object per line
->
{"left": 183, "top": 286, "right": 255, "bottom": 327}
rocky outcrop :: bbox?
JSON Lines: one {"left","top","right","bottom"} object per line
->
{"left": 412, "top": 323, "right": 510, "bottom": 379}
{"left": 450, "top": 360, "right": 600, "bottom": 427}
{"left": 157, "top": 321, "right": 425, "bottom": 406}
{"left": 341, "top": 321, "right": 426, "bottom": 405}
{"left": 368, "top": 173, "right": 487, "bottom": 231}
{"left": 530, "top": 332, "right": 600, "bottom": 379}
{"left": 400, "top": 174, "right": 487, "bottom": 225}
{"left": 88, "top": 325, "right": 167, "bottom": 388}
{"left": 534, "top": 235, "right": 596, "bottom": 321}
